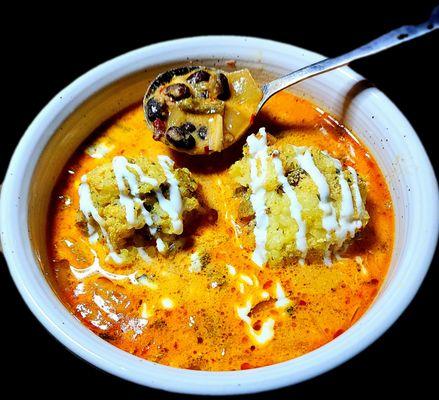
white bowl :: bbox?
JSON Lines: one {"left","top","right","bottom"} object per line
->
{"left": 0, "top": 36, "right": 437, "bottom": 395}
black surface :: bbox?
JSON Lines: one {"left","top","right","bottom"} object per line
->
{"left": 2, "top": 2, "right": 437, "bottom": 398}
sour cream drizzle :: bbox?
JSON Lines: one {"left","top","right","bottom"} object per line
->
{"left": 78, "top": 175, "right": 123, "bottom": 264}
{"left": 274, "top": 281, "right": 291, "bottom": 309}
{"left": 71, "top": 250, "right": 158, "bottom": 290}
{"left": 136, "top": 247, "right": 152, "bottom": 263}
{"left": 247, "top": 128, "right": 269, "bottom": 267}
{"left": 295, "top": 149, "right": 339, "bottom": 237}
{"left": 156, "top": 155, "right": 184, "bottom": 235}
{"left": 347, "top": 166, "right": 364, "bottom": 218}
{"left": 326, "top": 155, "right": 362, "bottom": 246}
{"left": 272, "top": 155, "right": 307, "bottom": 259}
{"left": 112, "top": 156, "right": 158, "bottom": 226}
{"left": 70, "top": 250, "right": 137, "bottom": 283}
{"left": 79, "top": 154, "right": 186, "bottom": 258}
{"left": 236, "top": 299, "right": 275, "bottom": 345}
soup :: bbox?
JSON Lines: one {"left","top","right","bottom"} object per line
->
{"left": 47, "top": 88, "right": 393, "bottom": 371}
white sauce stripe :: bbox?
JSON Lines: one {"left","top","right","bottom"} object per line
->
{"left": 113, "top": 156, "right": 171, "bottom": 254}
{"left": 136, "top": 247, "right": 152, "bottom": 263}
{"left": 156, "top": 155, "right": 184, "bottom": 235}
{"left": 70, "top": 250, "right": 137, "bottom": 284}
{"left": 112, "top": 156, "right": 158, "bottom": 226}
{"left": 274, "top": 281, "right": 291, "bottom": 309}
{"left": 236, "top": 299, "right": 275, "bottom": 345}
{"left": 227, "top": 264, "right": 237, "bottom": 276}
{"left": 347, "top": 166, "right": 364, "bottom": 218}
{"left": 78, "top": 176, "right": 123, "bottom": 264}
{"left": 78, "top": 175, "right": 106, "bottom": 234}
{"left": 326, "top": 155, "right": 362, "bottom": 246}
{"left": 156, "top": 238, "right": 166, "bottom": 254}
{"left": 272, "top": 155, "right": 307, "bottom": 258}
{"left": 295, "top": 149, "right": 339, "bottom": 238}
{"left": 240, "top": 274, "right": 254, "bottom": 286}
{"left": 78, "top": 154, "right": 186, "bottom": 259}
{"left": 247, "top": 128, "right": 269, "bottom": 267}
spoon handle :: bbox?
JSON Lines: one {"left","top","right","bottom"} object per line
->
{"left": 259, "top": 6, "right": 438, "bottom": 109}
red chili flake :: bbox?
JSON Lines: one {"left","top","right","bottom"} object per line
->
{"left": 153, "top": 118, "right": 166, "bottom": 136}
{"left": 263, "top": 280, "right": 273, "bottom": 290}
{"left": 241, "top": 362, "right": 252, "bottom": 370}
{"left": 253, "top": 320, "right": 262, "bottom": 331}
{"left": 370, "top": 278, "right": 379, "bottom": 285}
{"left": 299, "top": 300, "right": 307, "bottom": 306}
{"left": 197, "top": 337, "right": 203, "bottom": 344}
{"left": 250, "top": 345, "right": 256, "bottom": 351}
{"left": 333, "top": 329, "right": 344, "bottom": 338}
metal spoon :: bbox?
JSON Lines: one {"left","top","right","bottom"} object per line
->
{"left": 258, "top": 6, "right": 438, "bottom": 112}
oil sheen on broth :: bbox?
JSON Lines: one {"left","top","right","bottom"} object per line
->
{"left": 47, "top": 90, "right": 394, "bottom": 371}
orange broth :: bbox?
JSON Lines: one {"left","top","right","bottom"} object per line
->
{"left": 47, "top": 91, "right": 394, "bottom": 371}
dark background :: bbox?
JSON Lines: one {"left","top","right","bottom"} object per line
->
{"left": 2, "top": 2, "right": 437, "bottom": 398}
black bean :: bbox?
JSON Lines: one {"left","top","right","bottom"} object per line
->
{"left": 217, "top": 73, "right": 231, "bottom": 100}
{"left": 146, "top": 98, "right": 168, "bottom": 122}
{"left": 166, "top": 126, "right": 196, "bottom": 149}
{"left": 187, "top": 70, "right": 211, "bottom": 84}
{"left": 146, "top": 66, "right": 198, "bottom": 97}
{"left": 198, "top": 126, "right": 208, "bottom": 140}
{"left": 181, "top": 122, "right": 196, "bottom": 133}
{"left": 165, "top": 83, "right": 191, "bottom": 101}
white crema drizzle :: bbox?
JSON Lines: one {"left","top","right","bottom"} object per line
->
{"left": 247, "top": 128, "right": 269, "bottom": 267}
{"left": 70, "top": 250, "right": 157, "bottom": 289}
{"left": 236, "top": 299, "right": 275, "bottom": 345}
{"left": 78, "top": 154, "right": 185, "bottom": 259}
{"left": 112, "top": 156, "right": 158, "bottom": 226}
{"left": 295, "top": 149, "right": 339, "bottom": 240}
{"left": 326, "top": 154, "right": 362, "bottom": 246}
{"left": 70, "top": 250, "right": 137, "bottom": 284}
{"left": 272, "top": 155, "right": 307, "bottom": 261}
{"left": 78, "top": 175, "right": 123, "bottom": 264}
{"left": 347, "top": 166, "right": 364, "bottom": 218}
{"left": 156, "top": 155, "right": 184, "bottom": 235}
{"left": 294, "top": 148, "right": 365, "bottom": 264}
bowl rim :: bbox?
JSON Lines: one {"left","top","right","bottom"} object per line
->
{"left": 1, "top": 35, "right": 438, "bottom": 395}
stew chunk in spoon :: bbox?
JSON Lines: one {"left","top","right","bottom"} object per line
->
{"left": 144, "top": 66, "right": 262, "bottom": 154}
